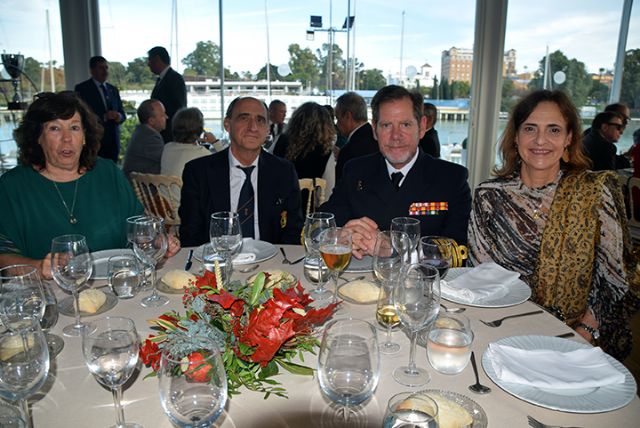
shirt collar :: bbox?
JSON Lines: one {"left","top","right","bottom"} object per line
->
{"left": 385, "top": 148, "right": 419, "bottom": 178}
{"left": 229, "top": 149, "right": 259, "bottom": 169}
{"left": 158, "top": 66, "right": 171, "bottom": 80}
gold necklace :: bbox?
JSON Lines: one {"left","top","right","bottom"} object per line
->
{"left": 52, "top": 180, "right": 79, "bottom": 224}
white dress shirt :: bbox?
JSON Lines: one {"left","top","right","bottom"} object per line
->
{"left": 229, "top": 151, "right": 260, "bottom": 240}
{"left": 384, "top": 149, "right": 419, "bottom": 187}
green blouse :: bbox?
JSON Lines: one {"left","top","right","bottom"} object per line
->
{"left": 0, "top": 158, "right": 144, "bottom": 260}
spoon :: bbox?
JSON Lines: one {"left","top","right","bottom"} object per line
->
{"left": 468, "top": 351, "right": 491, "bottom": 394}
{"left": 238, "top": 264, "right": 260, "bottom": 273}
{"left": 440, "top": 303, "right": 466, "bottom": 313}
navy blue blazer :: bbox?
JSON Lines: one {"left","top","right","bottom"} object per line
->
{"left": 320, "top": 150, "right": 472, "bottom": 244}
{"left": 75, "top": 79, "right": 125, "bottom": 162}
{"left": 179, "top": 148, "right": 304, "bottom": 247}
{"left": 151, "top": 67, "right": 187, "bottom": 142}
{"left": 335, "top": 122, "right": 378, "bottom": 181}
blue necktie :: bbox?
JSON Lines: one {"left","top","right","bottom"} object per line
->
{"left": 100, "top": 83, "right": 112, "bottom": 110}
{"left": 237, "top": 166, "right": 255, "bottom": 238}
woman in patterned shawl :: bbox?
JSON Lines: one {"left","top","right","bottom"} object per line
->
{"left": 468, "top": 90, "right": 640, "bottom": 360}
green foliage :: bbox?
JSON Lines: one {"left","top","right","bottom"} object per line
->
{"left": 126, "top": 57, "right": 154, "bottom": 87}
{"left": 182, "top": 40, "right": 221, "bottom": 76}
{"left": 256, "top": 63, "right": 293, "bottom": 81}
{"left": 108, "top": 61, "right": 127, "bottom": 87}
{"left": 118, "top": 116, "right": 138, "bottom": 164}
{"left": 358, "top": 68, "right": 386, "bottom": 90}
{"left": 288, "top": 43, "right": 320, "bottom": 89}
{"left": 450, "top": 80, "right": 471, "bottom": 98}
{"left": 431, "top": 76, "right": 439, "bottom": 99}
{"left": 528, "top": 50, "right": 592, "bottom": 106}
{"left": 621, "top": 49, "right": 640, "bottom": 112}
{"left": 317, "top": 43, "right": 346, "bottom": 91}
{"left": 588, "top": 79, "right": 609, "bottom": 105}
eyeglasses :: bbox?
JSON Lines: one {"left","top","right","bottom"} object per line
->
{"left": 606, "top": 122, "right": 624, "bottom": 131}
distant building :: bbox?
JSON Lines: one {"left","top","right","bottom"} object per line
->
{"left": 387, "top": 61, "right": 433, "bottom": 89}
{"left": 441, "top": 47, "right": 517, "bottom": 83}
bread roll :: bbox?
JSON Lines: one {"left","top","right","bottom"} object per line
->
{"left": 338, "top": 280, "right": 379, "bottom": 303}
{"left": 161, "top": 270, "right": 196, "bottom": 290}
{"left": 398, "top": 393, "right": 473, "bottom": 428}
{"left": 0, "top": 334, "right": 35, "bottom": 361}
{"left": 78, "top": 289, "right": 107, "bottom": 314}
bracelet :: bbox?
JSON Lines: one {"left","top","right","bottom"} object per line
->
{"left": 576, "top": 322, "right": 600, "bottom": 340}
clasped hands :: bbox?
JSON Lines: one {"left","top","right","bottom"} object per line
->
{"left": 344, "top": 216, "right": 379, "bottom": 259}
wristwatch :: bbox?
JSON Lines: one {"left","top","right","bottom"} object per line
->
{"left": 576, "top": 323, "right": 600, "bottom": 340}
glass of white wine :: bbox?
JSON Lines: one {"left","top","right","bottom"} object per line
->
{"left": 318, "top": 227, "right": 352, "bottom": 304}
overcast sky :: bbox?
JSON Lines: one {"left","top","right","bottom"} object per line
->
{"left": 1, "top": 0, "right": 639, "bottom": 79}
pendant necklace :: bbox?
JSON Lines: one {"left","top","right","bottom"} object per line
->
{"left": 52, "top": 180, "right": 79, "bottom": 224}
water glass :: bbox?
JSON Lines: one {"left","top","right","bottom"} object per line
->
{"left": 0, "top": 318, "right": 50, "bottom": 428}
{"left": 159, "top": 346, "right": 227, "bottom": 428}
{"left": 0, "top": 265, "right": 45, "bottom": 330}
{"left": 132, "top": 216, "right": 169, "bottom": 307}
{"left": 303, "top": 212, "right": 336, "bottom": 299}
{"left": 427, "top": 313, "right": 473, "bottom": 375}
{"left": 390, "top": 217, "right": 421, "bottom": 263}
{"left": 40, "top": 285, "right": 64, "bottom": 357}
{"left": 383, "top": 392, "right": 439, "bottom": 428}
{"left": 201, "top": 243, "right": 231, "bottom": 285}
{"left": 317, "top": 319, "right": 379, "bottom": 423}
{"left": 209, "top": 211, "right": 242, "bottom": 286}
{"left": 82, "top": 317, "right": 141, "bottom": 428}
{"left": 107, "top": 255, "right": 142, "bottom": 299}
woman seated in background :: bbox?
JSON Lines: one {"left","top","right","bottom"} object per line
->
{"left": 468, "top": 89, "right": 640, "bottom": 360}
{"left": 273, "top": 102, "right": 336, "bottom": 200}
{"left": 161, "top": 107, "right": 216, "bottom": 178}
{"left": 0, "top": 91, "right": 179, "bottom": 279}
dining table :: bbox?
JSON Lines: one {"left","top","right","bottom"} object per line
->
{"left": 30, "top": 244, "right": 640, "bottom": 428}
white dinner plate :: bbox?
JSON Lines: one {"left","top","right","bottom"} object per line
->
{"left": 58, "top": 292, "right": 118, "bottom": 317}
{"left": 441, "top": 267, "right": 531, "bottom": 308}
{"left": 344, "top": 255, "right": 373, "bottom": 273}
{"left": 193, "top": 238, "right": 278, "bottom": 266}
{"left": 90, "top": 249, "right": 134, "bottom": 280}
{"left": 482, "top": 335, "right": 637, "bottom": 413}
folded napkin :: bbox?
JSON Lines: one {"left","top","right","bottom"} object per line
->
{"left": 233, "top": 252, "right": 256, "bottom": 264}
{"left": 486, "top": 342, "right": 626, "bottom": 389}
{"left": 442, "top": 262, "right": 517, "bottom": 303}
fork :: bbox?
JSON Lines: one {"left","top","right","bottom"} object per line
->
{"left": 280, "top": 247, "right": 292, "bottom": 264}
{"left": 480, "top": 310, "right": 543, "bottom": 327}
{"left": 527, "top": 415, "right": 583, "bottom": 428}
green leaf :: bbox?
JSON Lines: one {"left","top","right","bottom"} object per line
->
{"left": 276, "top": 359, "right": 314, "bottom": 376}
{"left": 249, "top": 273, "right": 266, "bottom": 306}
{"left": 259, "top": 361, "right": 279, "bottom": 379}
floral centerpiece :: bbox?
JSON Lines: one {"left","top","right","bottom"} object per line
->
{"left": 140, "top": 269, "right": 338, "bottom": 398}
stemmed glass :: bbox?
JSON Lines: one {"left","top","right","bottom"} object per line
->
{"left": 420, "top": 236, "right": 454, "bottom": 280}
{"left": 319, "top": 227, "right": 353, "bottom": 303}
{"left": 82, "top": 317, "right": 141, "bottom": 428}
{"left": 159, "top": 344, "right": 227, "bottom": 427}
{"left": 373, "top": 230, "right": 408, "bottom": 355}
{"left": 132, "top": 216, "right": 169, "bottom": 307}
{"left": 40, "top": 285, "right": 64, "bottom": 357}
{"left": 0, "top": 265, "right": 45, "bottom": 331}
{"left": 0, "top": 318, "right": 50, "bottom": 428}
{"left": 303, "top": 212, "right": 335, "bottom": 300}
{"left": 391, "top": 217, "right": 421, "bottom": 264}
{"left": 50, "top": 234, "right": 93, "bottom": 337}
{"left": 209, "top": 212, "right": 242, "bottom": 285}
{"left": 317, "top": 318, "right": 379, "bottom": 423}
{"left": 392, "top": 263, "right": 440, "bottom": 386}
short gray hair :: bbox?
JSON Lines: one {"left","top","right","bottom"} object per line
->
{"left": 137, "top": 99, "right": 161, "bottom": 124}
{"left": 335, "top": 92, "right": 368, "bottom": 122}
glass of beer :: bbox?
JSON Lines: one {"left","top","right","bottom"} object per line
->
{"left": 318, "top": 227, "right": 352, "bottom": 303}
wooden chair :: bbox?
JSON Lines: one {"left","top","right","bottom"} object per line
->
{"left": 298, "top": 178, "right": 327, "bottom": 215}
{"left": 627, "top": 177, "right": 640, "bottom": 244}
{"left": 130, "top": 173, "right": 182, "bottom": 229}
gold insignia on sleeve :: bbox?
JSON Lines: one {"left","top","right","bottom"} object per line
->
{"left": 280, "top": 211, "right": 287, "bottom": 229}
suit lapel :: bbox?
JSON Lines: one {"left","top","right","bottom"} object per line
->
{"left": 208, "top": 149, "right": 231, "bottom": 214}
{"left": 368, "top": 154, "right": 396, "bottom": 203}
{"left": 257, "top": 152, "right": 274, "bottom": 240}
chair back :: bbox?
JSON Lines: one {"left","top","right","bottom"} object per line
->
{"left": 130, "top": 173, "right": 182, "bottom": 227}
{"left": 627, "top": 177, "right": 640, "bottom": 244}
{"left": 298, "top": 178, "right": 327, "bottom": 215}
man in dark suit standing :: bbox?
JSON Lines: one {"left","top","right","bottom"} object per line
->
{"left": 334, "top": 92, "right": 379, "bottom": 181}
{"left": 320, "top": 85, "right": 471, "bottom": 257}
{"left": 74, "top": 56, "right": 126, "bottom": 162}
{"left": 179, "top": 96, "right": 304, "bottom": 247}
{"left": 147, "top": 46, "right": 187, "bottom": 143}
{"left": 418, "top": 102, "right": 441, "bottom": 158}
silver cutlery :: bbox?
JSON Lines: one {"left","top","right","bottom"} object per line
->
{"left": 527, "top": 415, "right": 583, "bottom": 428}
{"left": 238, "top": 264, "right": 260, "bottom": 273}
{"left": 440, "top": 303, "right": 466, "bottom": 313}
{"left": 184, "top": 249, "right": 194, "bottom": 271}
{"left": 290, "top": 255, "right": 305, "bottom": 265}
{"left": 556, "top": 332, "right": 575, "bottom": 338}
{"left": 468, "top": 351, "right": 491, "bottom": 394}
{"left": 280, "top": 247, "right": 292, "bottom": 264}
{"left": 480, "top": 310, "right": 544, "bottom": 327}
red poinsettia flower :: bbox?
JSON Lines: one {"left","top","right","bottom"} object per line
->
{"left": 140, "top": 337, "right": 161, "bottom": 371}
{"left": 194, "top": 269, "right": 219, "bottom": 289}
{"left": 293, "top": 302, "right": 339, "bottom": 333}
{"left": 207, "top": 289, "right": 245, "bottom": 317}
{"left": 183, "top": 351, "right": 214, "bottom": 383}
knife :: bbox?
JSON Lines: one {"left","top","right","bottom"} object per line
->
{"left": 184, "top": 249, "right": 194, "bottom": 271}
{"left": 290, "top": 255, "right": 305, "bottom": 265}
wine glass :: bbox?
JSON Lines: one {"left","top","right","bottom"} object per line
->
{"left": 0, "top": 265, "right": 45, "bottom": 331}
{"left": 317, "top": 318, "right": 379, "bottom": 423}
{"left": 392, "top": 263, "right": 440, "bottom": 386}
{"left": 125, "top": 215, "right": 145, "bottom": 247}
{"left": 50, "top": 234, "right": 93, "bottom": 337}
{"left": 209, "top": 211, "right": 242, "bottom": 286}
{"left": 82, "top": 317, "right": 141, "bottom": 428}
{"left": 0, "top": 318, "right": 50, "bottom": 428}
{"left": 383, "top": 392, "right": 439, "bottom": 428}
{"left": 107, "top": 255, "right": 142, "bottom": 299}
{"left": 201, "top": 243, "right": 231, "bottom": 285}
{"left": 132, "top": 216, "right": 169, "bottom": 307}
{"left": 373, "top": 230, "right": 408, "bottom": 355}
{"left": 420, "top": 236, "right": 454, "bottom": 280}
{"left": 40, "top": 285, "right": 64, "bottom": 357}
{"left": 319, "top": 227, "right": 353, "bottom": 303}
{"left": 159, "top": 345, "right": 227, "bottom": 427}
{"left": 303, "top": 212, "right": 336, "bottom": 300}
{"left": 391, "top": 217, "right": 421, "bottom": 263}
{"left": 127, "top": 215, "right": 151, "bottom": 291}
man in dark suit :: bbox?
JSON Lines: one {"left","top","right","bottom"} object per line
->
{"left": 418, "top": 102, "right": 441, "bottom": 158}
{"left": 179, "top": 96, "right": 304, "bottom": 247}
{"left": 147, "top": 46, "right": 187, "bottom": 143}
{"left": 334, "top": 92, "right": 379, "bottom": 181}
{"left": 320, "top": 85, "right": 471, "bottom": 257}
{"left": 583, "top": 111, "right": 625, "bottom": 171}
{"left": 74, "top": 56, "right": 126, "bottom": 162}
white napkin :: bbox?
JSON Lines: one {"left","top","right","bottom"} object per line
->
{"left": 486, "top": 343, "right": 626, "bottom": 389}
{"left": 442, "top": 262, "right": 518, "bottom": 303}
{"left": 233, "top": 253, "right": 256, "bottom": 264}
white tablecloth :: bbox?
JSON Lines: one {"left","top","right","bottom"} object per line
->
{"left": 31, "top": 245, "right": 640, "bottom": 428}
